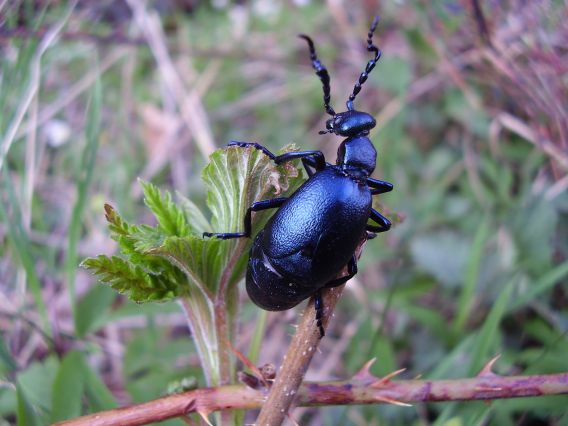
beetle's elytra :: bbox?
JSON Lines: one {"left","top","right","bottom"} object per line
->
{"left": 204, "top": 17, "right": 393, "bottom": 337}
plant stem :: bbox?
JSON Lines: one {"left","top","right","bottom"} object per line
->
{"left": 214, "top": 297, "right": 235, "bottom": 425}
{"left": 256, "top": 285, "right": 345, "bottom": 425}
{"left": 54, "top": 371, "right": 568, "bottom": 426}
{"left": 178, "top": 298, "right": 213, "bottom": 385}
{"left": 256, "top": 240, "right": 367, "bottom": 425}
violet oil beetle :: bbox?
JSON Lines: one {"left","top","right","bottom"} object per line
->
{"left": 204, "top": 17, "right": 393, "bottom": 337}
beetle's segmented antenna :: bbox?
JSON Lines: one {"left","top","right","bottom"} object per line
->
{"left": 299, "top": 34, "right": 336, "bottom": 117}
{"left": 346, "top": 16, "right": 382, "bottom": 111}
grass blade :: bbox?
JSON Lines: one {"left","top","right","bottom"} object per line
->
{"left": 454, "top": 217, "right": 490, "bottom": 334}
{"left": 0, "top": 169, "right": 52, "bottom": 338}
{"left": 65, "top": 68, "right": 102, "bottom": 329}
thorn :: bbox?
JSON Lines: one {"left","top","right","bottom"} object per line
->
{"left": 477, "top": 355, "right": 501, "bottom": 378}
{"left": 353, "top": 358, "right": 377, "bottom": 382}
{"left": 374, "top": 395, "right": 413, "bottom": 407}
{"left": 229, "top": 341, "right": 268, "bottom": 387}
{"left": 197, "top": 410, "right": 213, "bottom": 426}
{"left": 370, "top": 368, "right": 406, "bottom": 388}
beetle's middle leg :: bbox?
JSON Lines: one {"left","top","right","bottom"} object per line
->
{"left": 366, "top": 208, "right": 391, "bottom": 233}
{"left": 203, "top": 197, "right": 287, "bottom": 239}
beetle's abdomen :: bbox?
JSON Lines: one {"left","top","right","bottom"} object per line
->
{"left": 246, "top": 231, "right": 313, "bottom": 311}
{"left": 262, "top": 167, "right": 371, "bottom": 286}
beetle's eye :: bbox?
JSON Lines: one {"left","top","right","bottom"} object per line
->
{"left": 326, "top": 119, "right": 334, "bottom": 130}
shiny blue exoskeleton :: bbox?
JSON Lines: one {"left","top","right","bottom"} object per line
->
{"left": 204, "top": 17, "right": 393, "bottom": 337}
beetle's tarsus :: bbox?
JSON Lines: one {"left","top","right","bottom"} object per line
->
{"left": 314, "top": 291, "right": 325, "bottom": 338}
{"left": 203, "top": 231, "right": 246, "bottom": 240}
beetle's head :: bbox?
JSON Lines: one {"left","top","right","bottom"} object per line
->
{"left": 336, "top": 135, "right": 376, "bottom": 176}
{"left": 322, "top": 110, "right": 376, "bottom": 138}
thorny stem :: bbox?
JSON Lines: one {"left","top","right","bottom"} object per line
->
{"left": 256, "top": 285, "right": 345, "bottom": 426}
{"left": 55, "top": 371, "right": 568, "bottom": 426}
{"left": 256, "top": 241, "right": 367, "bottom": 425}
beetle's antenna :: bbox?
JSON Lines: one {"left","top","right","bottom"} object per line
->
{"left": 299, "top": 34, "right": 336, "bottom": 117}
{"left": 346, "top": 16, "right": 382, "bottom": 111}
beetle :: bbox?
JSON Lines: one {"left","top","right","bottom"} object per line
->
{"left": 204, "top": 17, "right": 392, "bottom": 337}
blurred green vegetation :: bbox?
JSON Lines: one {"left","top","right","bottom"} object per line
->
{"left": 1, "top": 1, "right": 567, "bottom": 425}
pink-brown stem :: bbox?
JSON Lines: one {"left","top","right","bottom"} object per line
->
{"left": 255, "top": 285, "right": 345, "bottom": 425}
{"left": 54, "top": 372, "right": 568, "bottom": 426}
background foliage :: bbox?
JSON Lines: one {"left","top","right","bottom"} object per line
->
{"left": 1, "top": 1, "right": 567, "bottom": 425}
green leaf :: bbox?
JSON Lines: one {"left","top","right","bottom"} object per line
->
{"left": 82, "top": 367, "right": 117, "bottom": 412}
{"left": 48, "top": 350, "right": 116, "bottom": 420}
{"left": 177, "top": 192, "right": 211, "bottom": 235}
{"left": 140, "top": 180, "right": 192, "bottom": 237}
{"left": 79, "top": 353, "right": 117, "bottom": 412}
{"left": 103, "top": 204, "right": 167, "bottom": 271}
{"left": 123, "top": 330, "right": 197, "bottom": 402}
{"left": 75, "top": 284, "right": 117, "bottom": 337}
{"left": 203, "top": 145, "right": 302, "bottom": 235}
{"left": 16, "top": 356, "right": 59, "bottom": 422}
{"left": 410, "top": 230, "right": 470, "bottom": 288}
{"left": 51, "top": 351, "right": 84, "bottom": 422}
{"left": 454, "top": 218, "right": 490, "bottom": 333}
{"left": 81, "top": 255, "right": 180, "bottom": 302}
{"left": 103, "top": 202, "right": 132, "bottom": 239}
{"left": 151, "top": 236, "right": 223, "bottom": 294}
{"left": 509, "top": 259, "right": 568, "bottom": 311}
{"left": 16, "top": 385, "right": 41, "bottom": 426}
{"left": 0, "top": 338, "right": 17, "bottom": 374}
{"left": 467, "top": 276, "right": 515, "bottom": 375}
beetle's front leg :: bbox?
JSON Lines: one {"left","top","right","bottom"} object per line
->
{"left": 203, "top": 197, "right": 287, "bottom": 239}
{"left": 229, "top": 141, "right": 327, "bottom": 172}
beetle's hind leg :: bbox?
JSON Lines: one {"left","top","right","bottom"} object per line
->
{"left": 366, "top": 208, "right": 391, "bottom": 233}
{"left": 229, "top": 141, "right": 327, "bottom": 171}
{"left": 314, "top": 290, "right": 325, "bottom": 338}
{"left": 324, "top": 255, "right": 358, "bottom": 288}
{"left": 313, "top": 256, "right": 358, "bottom": 338}
{"left": 203, "top": 197, "right": 287, "bottom": 239}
